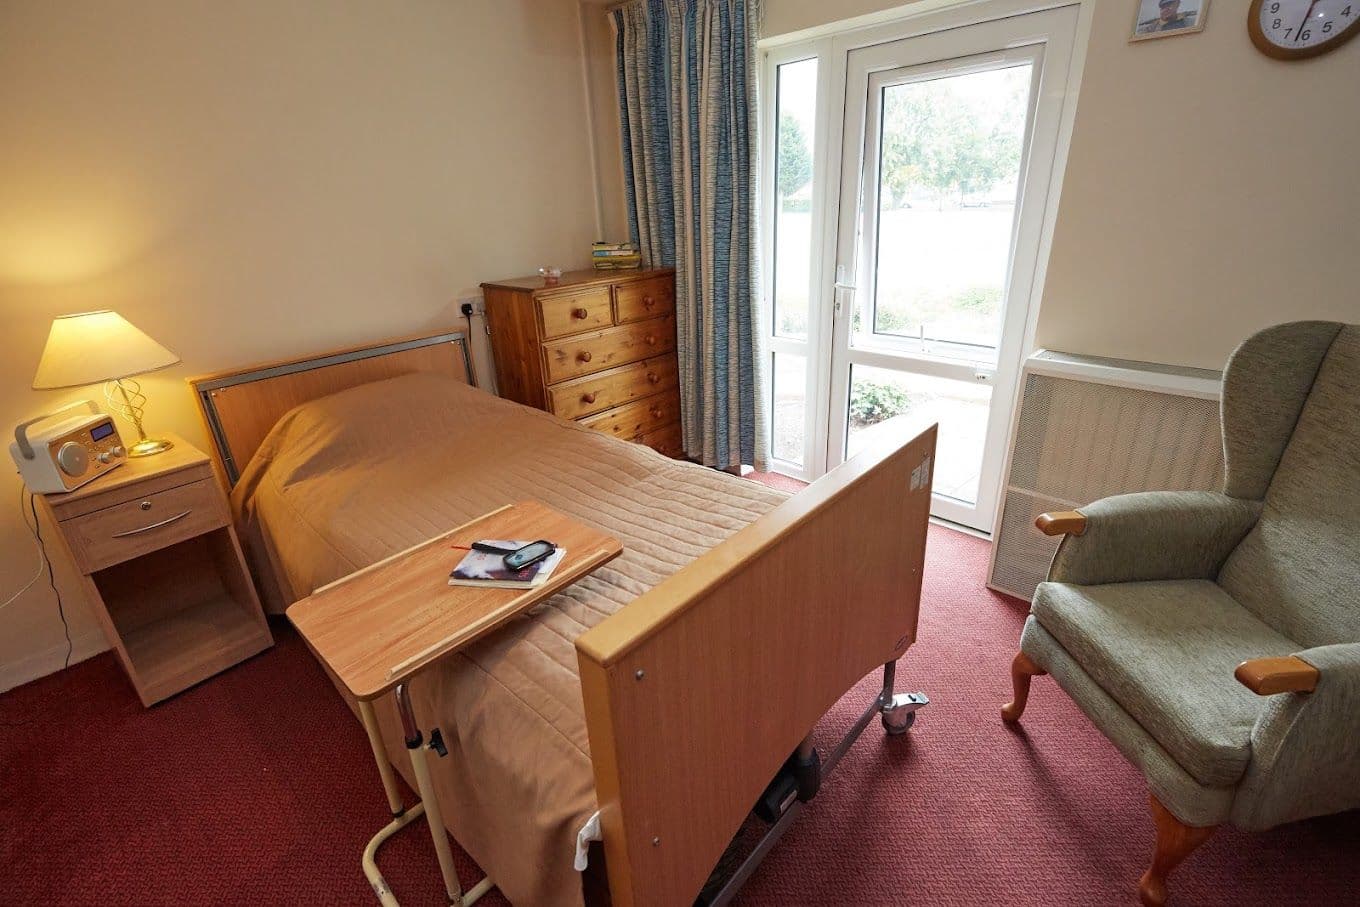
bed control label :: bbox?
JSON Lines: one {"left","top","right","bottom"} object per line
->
{"left": 910, "top": 455, "right": 933, "bottom": 491}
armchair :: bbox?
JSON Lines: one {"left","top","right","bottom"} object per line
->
{"left": 1001, "top": 321, "right": 1360, "bottom": 905}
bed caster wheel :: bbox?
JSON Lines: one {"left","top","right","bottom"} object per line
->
{"left": 882, "top": 710, "right": 915, "bottom": 735}
{"left": 881, "top": 691, "right": 928, "bottom": 736}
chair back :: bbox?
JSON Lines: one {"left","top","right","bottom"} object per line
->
{"left": 1218, "top": 322, "right": 1360, "bottom": 647}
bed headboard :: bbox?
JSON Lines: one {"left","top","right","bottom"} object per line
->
{"left": 188, "top": 329, "right": 472, "bottom": 485}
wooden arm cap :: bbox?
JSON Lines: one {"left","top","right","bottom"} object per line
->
{"left": 1235, "top": 656, "right": 1319, "bottom": 695}
{"left": 1036, "top": 510, "right": 1086, "bottom": 536}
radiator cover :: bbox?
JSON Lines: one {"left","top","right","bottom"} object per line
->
{"left": 988, "top": 351, "right": 1224, "bottom": 601}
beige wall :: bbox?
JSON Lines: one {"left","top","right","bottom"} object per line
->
{"left": 582, "top": 2, "right": 633, "bottom": 241}
{"left": 0, "top": 0, "right": 603, "bottom": 689}
{"left": 1038, "top": 1, "right": 1359, "bottom": 368}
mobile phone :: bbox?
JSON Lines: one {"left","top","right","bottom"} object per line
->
{"left": 504, "top": 540, "right": 556, "bottom": 571}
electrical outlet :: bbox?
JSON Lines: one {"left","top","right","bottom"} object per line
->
{"left": 458, "top": 296, "right": 485, "bottom": 318}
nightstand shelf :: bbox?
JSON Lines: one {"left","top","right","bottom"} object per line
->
{"left": 39, "top": 433, "right": 272, "bottom": 706}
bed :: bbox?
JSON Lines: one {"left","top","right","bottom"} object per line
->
{"left": 189, "top": 329, "right": 935, "bottom": 907}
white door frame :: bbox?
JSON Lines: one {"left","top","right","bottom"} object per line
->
{"left": 758, "top": 0, "right": 1092, "bottom": 534}
{"left": 826, "top": 8, "right": 1079, "bottom": 531}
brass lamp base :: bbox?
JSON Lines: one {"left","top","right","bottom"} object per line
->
{"left": 127, "top": 437, "right": 174, "bottom": 458}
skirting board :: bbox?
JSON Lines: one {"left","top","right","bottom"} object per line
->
{"left": 0, "top": 629, "right": 108, "bottom": 697}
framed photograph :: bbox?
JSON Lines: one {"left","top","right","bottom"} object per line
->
{"left": 1130, "top": 0, "right": 1209, "bottom": 42}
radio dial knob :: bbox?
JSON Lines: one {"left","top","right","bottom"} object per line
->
{"left": 97, "top": 451, "right": 112, "bottom": 465}
{"left": 110, "top": 445, "right": 125, "bottom": 458}
{"left": 57, "top": 442, "right": 89, "bottom": 477}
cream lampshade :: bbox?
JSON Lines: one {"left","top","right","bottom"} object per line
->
{"left": 32, "top": 310, "right": 181, "bottom": 457}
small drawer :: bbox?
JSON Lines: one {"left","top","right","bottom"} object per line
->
{"left": 580, "top": 391, "right": 681, "bottom": 441}
{"left": 64, "top": 478, "right": 230, "bottom": 573}
{"left": 537, "top": 287, "right": 613, "bottom": 339}
{"left": 542, "top": 315, "right": 676, "bottom": 384}
{"left": 614, "top": 276, "right": 675, "bottom": 323}
{"left": 548, "top": 355, "right": 679, "bottom": 421}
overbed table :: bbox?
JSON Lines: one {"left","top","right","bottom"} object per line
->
{"left": 288, "top": 501, "right": 623, "bottom": 906}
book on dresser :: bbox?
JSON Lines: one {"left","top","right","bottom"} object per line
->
{"left": 479, "top": 268, "right": 683, "bottom": 458}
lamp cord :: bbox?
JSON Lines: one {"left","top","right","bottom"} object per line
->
{"left": 0, "top": 488, "right": 69, "bottom": 729}
{"left": 464, "top": 310, "right": 480, "bottom": 388}
{"left": 1, "top": 485, "right": 47, "bottom": 611}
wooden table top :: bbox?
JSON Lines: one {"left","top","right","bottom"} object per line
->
{"left": 287, "top": 501, "right": 623, "bottom": 701}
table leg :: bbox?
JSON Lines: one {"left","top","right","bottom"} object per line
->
{"left": 358, "top": 698, "right": 424, "bottom": 906}
{"left": 360, "top": 699, "right": 406, "bottom": 817}
{"left": 394, "top": 682, "right": 495, "bottom": 906}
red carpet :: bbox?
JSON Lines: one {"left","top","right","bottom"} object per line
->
{"left": 3, "top": 524, "right": 1357, "bottom": 906}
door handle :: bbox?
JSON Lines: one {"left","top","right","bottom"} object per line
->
{"left": 833, "top": 283, "right": 855, "bottom": 315}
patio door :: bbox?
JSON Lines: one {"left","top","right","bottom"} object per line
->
{"left": 822, "top": 8, "right": 1078, "bottom": 531}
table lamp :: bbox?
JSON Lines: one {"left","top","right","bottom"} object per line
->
{"left": 32, "top": 310, "right": 181, "bottom": 457}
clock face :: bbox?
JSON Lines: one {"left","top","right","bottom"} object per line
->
{"left": 1250, "top": 0, "right": 1360, "bottom": 59}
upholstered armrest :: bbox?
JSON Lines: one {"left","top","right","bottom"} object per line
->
{"left": 1233, "top": 643, "right": 1360, "bottom": 830}
{"left": 1043, "top": 491, "right": 1261, "bottom": 586}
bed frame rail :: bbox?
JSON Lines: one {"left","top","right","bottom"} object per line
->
{"left": 576, "top": 425, "right": 936, "bottom": 907}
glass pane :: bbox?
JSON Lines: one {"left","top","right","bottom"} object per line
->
{"left": 846, "top": 365, "right": 991, "bottom": 504}
{"left": 869, "top": 64, "right": 1032, "bottom": 360}
{"left": 771, "top": 352, "right": 807, "bottom": 465}
{"left": 773, "top": 58, "right": 817, "bottom": 340}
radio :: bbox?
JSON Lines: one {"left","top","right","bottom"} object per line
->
{"left": 9, "top": 400, "right": 127, "bottom": 494}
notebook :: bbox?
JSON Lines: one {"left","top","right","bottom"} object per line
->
{"left": 449, "top": 540, "right": 567, "bottom": 590}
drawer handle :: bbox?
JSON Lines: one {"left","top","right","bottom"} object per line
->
{"left": 644, "top": 334, "right": 657, "bottom": 346}
{"left": 577, "top": 351, "right": 593, "bottom": 363}
{"left": 642, "top": 296, "right": 655, "bottom": 308}
{"left": 111, "top": 509, "right": 192, "bottom": 538}
{"left": 573, "top": 307, "right": 589, "bottom": 319}
{"left": 646, "top": 372, "right": 661, "bottom": 384}
{"left": 650, "top": 406, "right": 663, "bottom": 419}
{"left": 582, "top": 392, "right": 597, "bottom": 404}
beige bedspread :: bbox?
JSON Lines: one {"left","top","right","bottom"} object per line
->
{"left": 231, "top": 372, "right": 786, "bottom": 906}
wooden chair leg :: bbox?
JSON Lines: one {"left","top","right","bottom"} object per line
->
{"left": 1138, "top": 794, "right": 1217, "bottom": 907}
{"left": 1001, "top": 651, "right": 1045, "bottom": 723}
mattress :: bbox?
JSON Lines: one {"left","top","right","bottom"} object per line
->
{"left": 231, "top": 372, "right": 786, "bottom": 907}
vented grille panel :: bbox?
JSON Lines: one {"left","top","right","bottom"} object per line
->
{"left": 990, "top": 372, "right": 1224, "bottom": 600}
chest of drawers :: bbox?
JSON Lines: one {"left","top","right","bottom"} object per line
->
{"left": 481, "top": 268, "right": 683, "bottom": 457}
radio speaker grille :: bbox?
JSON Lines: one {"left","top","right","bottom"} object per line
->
{"left": 989, "top": 371, "right": 1223, "bottom": 600}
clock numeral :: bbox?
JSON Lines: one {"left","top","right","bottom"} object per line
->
{"left": 1268, "top": 1, "right": 1279, "bottom": 10}
{"left": 1273, "top": 18, "right": 1283, "bottom": 30}
{"left": 1299, "top": 28, "right": 1312, "bottom": 41}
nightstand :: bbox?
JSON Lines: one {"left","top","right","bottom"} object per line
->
{"left": 37, "top": 433, "right": 272, "bottom": 706}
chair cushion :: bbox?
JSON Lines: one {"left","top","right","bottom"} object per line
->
{"left": 1219, "top": 324, "right": 1360, "bottom": 648}
{"left": 1032, "top": 579, "right": 1298, "bottom": 787}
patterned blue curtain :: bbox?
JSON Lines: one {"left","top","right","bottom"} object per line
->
{"left": 613, "top": 0, "right": 766, "bottom": 470}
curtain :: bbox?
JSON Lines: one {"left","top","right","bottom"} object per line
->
{"left": 613, "top": 0, "right": 766, "bottom": 471}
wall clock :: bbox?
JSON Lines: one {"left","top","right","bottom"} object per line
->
{"left": 1249, "top": 0, "right": 1360, "bottom": 59}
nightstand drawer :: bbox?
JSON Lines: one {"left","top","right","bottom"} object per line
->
{"left": 538, "top": 287, "right": 613, "bottom": 339}
{"left": 65, "top": 477, "right": 230, "bottom": 573}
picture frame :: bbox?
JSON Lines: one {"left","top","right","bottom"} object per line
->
{"left": 1130, "top": 0, "right": 1209, "bottom": 42}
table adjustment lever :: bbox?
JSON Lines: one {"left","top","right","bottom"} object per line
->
{"left": 428, "top": 728, "right": 448, "bottom": 758}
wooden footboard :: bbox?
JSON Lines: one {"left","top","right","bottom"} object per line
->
{"left": 576, "top": 426, "right": 936, "bottom": 906}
